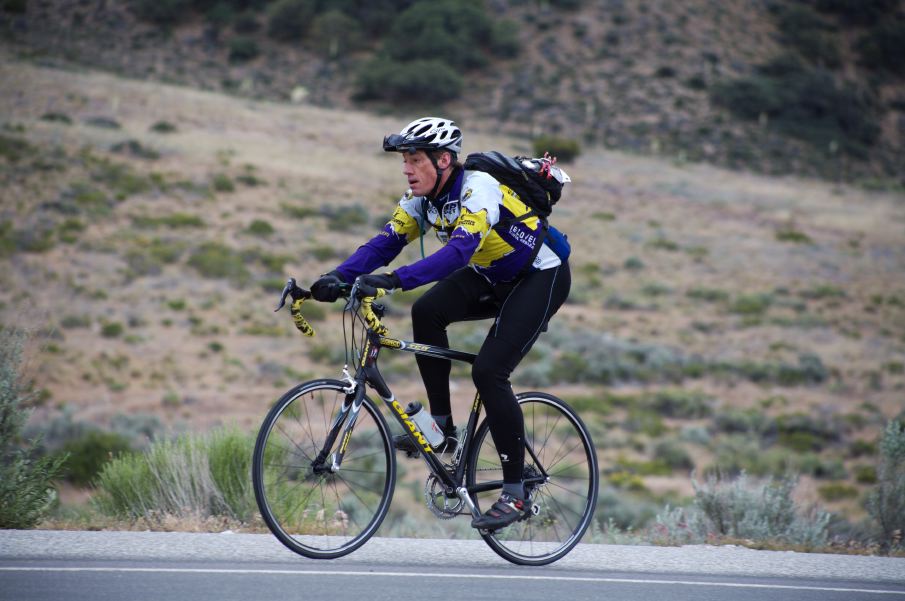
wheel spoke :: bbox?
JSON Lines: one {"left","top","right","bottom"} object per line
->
{"left": 466, "top": 393, "right": 598, "bottom": 565}
{"left": 253, "top": 383, "right": 395, "bottom": 559}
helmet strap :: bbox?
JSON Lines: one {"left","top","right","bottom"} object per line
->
{"left": 427, "top": 152, "right": 447, "bottom": 200}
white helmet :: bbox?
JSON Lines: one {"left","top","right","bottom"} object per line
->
{"left": 383, "top": 117, "right": 462, "bottom": 156}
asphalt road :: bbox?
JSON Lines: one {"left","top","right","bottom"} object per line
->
{"left": 1, "top": 531, "right": 904, "bottom": 601}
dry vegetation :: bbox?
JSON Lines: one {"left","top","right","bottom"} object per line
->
{"left": 1, "top": 54, "right": 904, "bottom": 539}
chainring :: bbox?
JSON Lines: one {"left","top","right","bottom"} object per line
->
{"left": 423, "top": 474, "right": 465, "bottom": 519}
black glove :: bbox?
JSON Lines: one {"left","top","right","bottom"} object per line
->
{"left": 356, "top": 272, "right": 401, "bottom": 297}
{"left": 310, "top": 271, "right": 346, "bottom": 302}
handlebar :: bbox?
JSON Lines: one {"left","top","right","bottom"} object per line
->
{"left": 274, "top": 277, "right": 389, "bottom": 337}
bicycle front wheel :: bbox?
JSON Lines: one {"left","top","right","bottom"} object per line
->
{"left": 467, "top": 392, "right": 599, "bottom": 566}
{"left": 252, "top": 379, "right": 396, "bottom": 559}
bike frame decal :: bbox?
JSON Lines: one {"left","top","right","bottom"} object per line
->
{"left": 391, "top": 399, "right": 432, "bottom": 453}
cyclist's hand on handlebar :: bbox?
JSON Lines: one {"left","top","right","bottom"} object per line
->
{"left": 310, "top": 271, "right": 346, "bottom": 302}
{"left": 356, "top": 272, "right": 401, "bottom": 298}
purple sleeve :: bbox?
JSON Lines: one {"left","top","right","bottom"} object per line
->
{"left": 394, "top": 233, "right": 480, "bottom": 290}
{"left": 335, "top": 228, "right": 408, "bottom": 283}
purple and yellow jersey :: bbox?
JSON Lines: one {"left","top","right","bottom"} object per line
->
{"left": 336, "top": 169, "right": 568, "bottom": 290}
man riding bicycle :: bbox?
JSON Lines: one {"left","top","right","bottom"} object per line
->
{"left": 310, "top": 117, "right": 571, "bottom": 531}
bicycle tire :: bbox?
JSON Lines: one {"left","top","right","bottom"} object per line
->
{"left": 466, "top": 391, "right": 598, "bottom": 566}
{"left": 252, "top": 379, "right": 396, "bottom": 559}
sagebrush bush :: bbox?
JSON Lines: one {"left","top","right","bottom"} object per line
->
{"left": 356, "top": 57, "right": 463, "bottom": 102}
{"left": 655, "top": 472, "right": 830, "bottom": 547}
{"left": 56, "top": 430, "right": 132, "bottom": 486}
{"left": 383, "top": 1, "right": 492, "bottom": 70}
{"left": 188, "top": 242, "right": 251, "bottom": 284}
{"left": 267, "top": 0, "right": 316, "bottom": 41}
{"left": 94, "top": 426, "right": 255, "bottom": 521}
{"left": 867, "top": 420, "right": 905, "bottom": 552}
{"left": 856, "top": 21, "right": 905, "bottom": 75}
{"left": 0, "top": 329, "right": 67, "bottom": 528}
{"left": 710, "top": 63, "right": 880, "bottom": 157}
{"left": 228, "top": 36, "right": 259, "bottom": 63}
{"left": 311, "top": 10, "right": 365, "bottom": 58}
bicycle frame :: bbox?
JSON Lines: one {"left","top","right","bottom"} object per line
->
{"left": 323, "top": 328, "right": 549, "bottom": 518}
{"left": 274, "top": 279, "right": 549, "bottom": 518}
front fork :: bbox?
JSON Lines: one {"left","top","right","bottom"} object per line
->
{"left": 312, "top": 370, "right": 364, "bottom": 475}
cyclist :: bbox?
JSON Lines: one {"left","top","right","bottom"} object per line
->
{"left": 309, "top": 117, "right": 571, "bottom": 531}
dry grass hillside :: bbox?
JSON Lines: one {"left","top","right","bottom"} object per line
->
{"left": 2, "top": 54, "right": 904, "bottom": 530}
{"left": 3, "top": 0, "right": 904, "bottom": 181}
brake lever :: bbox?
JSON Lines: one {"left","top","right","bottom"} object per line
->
{"left": 275, "top": 278, "right": 310, "bottom": 312}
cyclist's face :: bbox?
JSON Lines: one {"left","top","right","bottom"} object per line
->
{"left": 402, "top": 150, "right": 450, "bottom": 196}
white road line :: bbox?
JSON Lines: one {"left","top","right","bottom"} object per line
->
{"left": 1, "top": 567, "right": 903, "bottom": 595}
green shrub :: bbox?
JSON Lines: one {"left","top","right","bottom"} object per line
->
{"left": 308, "top": 244, "right": 336, "bottom": 261}
{"left": 730, "top": 293, "right": 773, "bottom": 316}
{"left": 775, "top": 224, "right": 813, "bottom": 244}
{"left": 228, "top": 36, "right": 259, "bottom": 63}
{"left": 0, "top": 329, "right": 67, "bottom": 528}
{"left": 56, "top": 430, "right": 132, "bottom": 486}
{"left": 94, "top": 426, "right": 255, "bottom": 520}
{"left": 40, "top": 112, "right": 72, "bottom": 125}
{"left": 267, "top": 0, "right": 316, "bottom": 41}
{"left": 797, "top": 453, "right": 847, "bottom": 480}
{"left": 491, "top": 19, "right": 520, "bottom": 57}
{"left": 150, "top": 121, "right": 177, "bottom": 133}
{"left": 133, "top": 212, "right": 205, "bottom": 229}
{"left": 90, "top": 160, "right": 152, "bottom": 199}
{"left": 245, "top": 219, "right": 275, "bottom": 237}
{"left": 713, "top": 408, "right": 774, "bottom": 435}
{"left": 772, "top": 3, "right": 841, "bottom": 68}
{"left": 0, "top": 134, "right": 34, "bottom": 162}
{"left": 281, "top": 203, "right": 318, "bottom": 219}
{"left": 855, "top": 464, "right": 878, "bottom": 484}
{"left": 856, "top": 21, "right": 905, "bottom": 74}
{"left": 356, "top": 57, "right": 463, "bottom": 102}
{"left": 1, "top": 0, "right": 27, "bottom": 14}
{"left": 322, "top": 204, "right": 369, "bottom": 231}
{"left": 814, "top": 0, "right": 899, "bottom": 25}
{"left": 686, "top": 287, "right": 730, "bottom": 303}
{"left": 383, "top": 1, "right": 493, "bottom": 70}
{"left": 101, "top": 322, "right": 124, "bottom": 338}
{"left": 531, "top": 135, "right": 581, "bottom": 163}
{"left": 775, "top": 412, "right": 840, "bottom": 452}
{"left": 867, "top": 420, "right": 905, "bottom": 552}
{"left": 57, "top": 218, "right": 85, "bottom": 244}
{"left": 653, "top": 440, "right": 694, "bottom": 471}
{"left": 312, "top": 10, "right": 365, "bottom": 58}
{"left": 111, "top": 139, "right": 160, "bottom": 160}
{"left": 818, "top": 483, "right": 859, "bottom": 502}
{"left": 131, "top": 0, "right": 189, "bottom": 26}
{"left": 656, "top": 473, "right": 830, "bottom": 547}
{"left": 711, "top": 65, "right": 880, "bottom": 157}
{"left": 643, "top": 389, "right": 713, "bottom": 419}
{"left": 212, "top": 173, "right": 235, "bottom": 192}
{"left": 188, "top": 242, "right": 251, "bottom": 284}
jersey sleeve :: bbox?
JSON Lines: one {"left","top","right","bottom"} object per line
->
{"left": 335, "top": 193, "right": 423, "bottom": 282}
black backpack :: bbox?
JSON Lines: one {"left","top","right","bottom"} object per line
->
{"left": 464, "top": 151, "right": 570, "bottom": 275}
{"left": 463, "top": 151, "right": 567, "bottom": 221}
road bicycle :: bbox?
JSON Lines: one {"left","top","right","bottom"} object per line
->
{"left": 251, "top": 278, "right": 599, "bottom": 566}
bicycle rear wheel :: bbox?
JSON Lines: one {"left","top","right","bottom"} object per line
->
{"left": 252, "top": 379, "right": 395, "bottom": 559}
{"left": 466, "top": 391, "right": 598, "bottom": 565}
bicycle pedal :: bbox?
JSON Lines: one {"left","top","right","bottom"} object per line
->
{"left": 530, "top": 503, "right": 540, "bottom": 516}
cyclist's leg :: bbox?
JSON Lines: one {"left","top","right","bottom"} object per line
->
{"left": 411, "top": 267, "right": 497, "bottom": 419}
{"left": 471, "top": 262, "right": 572, "bottom": 498}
